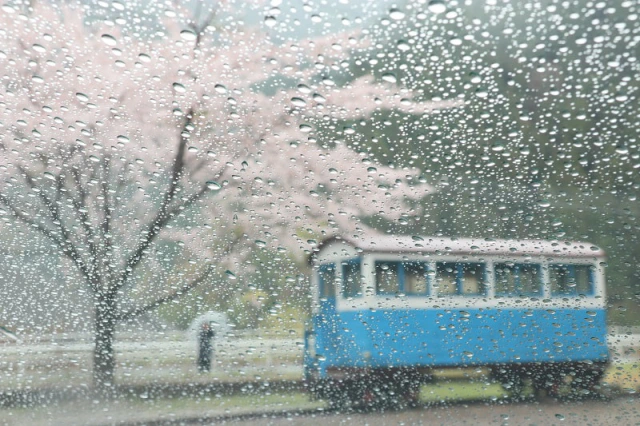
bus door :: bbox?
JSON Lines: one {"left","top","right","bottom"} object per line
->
{"left": 313, "top": 263, "right": 338, "bottom": 372}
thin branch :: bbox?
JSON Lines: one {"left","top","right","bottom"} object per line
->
{"left": 116, "top": 179, "right": 211, "bottom": 290}
{"left": 15, "top": 167, "right": 95, "bottom": 286}
{"left": 115, "top": 110, "right": 198, "bottom": 288}
{"left": 69, "top": 168, "right": 99, "bottom": 272}
{"left": 100, "top": 158, "right": 113, "bottom": 276}
{"left": 117, "top": 265, "right": 214, "bottom": 322}
{"left": 0, "top": 193, "right": 93, "bottom": 283}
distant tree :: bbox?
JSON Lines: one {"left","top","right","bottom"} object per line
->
{"left": 0, "top": 3, "right": 453, "bottom": 391}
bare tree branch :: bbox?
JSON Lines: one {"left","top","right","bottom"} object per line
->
{"left": 117, "top": 265, "right": 214, "bottom": 322}
{"left": 116, "top": 179, "right": 212, "bottom": 291}
{"left": 0, "top": 193, "right": 93, "bottom": 284}
{"left": 68, "top": 167, "right": 100, "bottom": 277}
{"left": 14, "top": 166, "right": 96, "bottom": 287}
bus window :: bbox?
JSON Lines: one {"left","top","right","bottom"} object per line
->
{"left": 435, "top": 262, "right": 457, "bottom": 295}
{"left": 550, "top": 264, "right": 593, "bottom": 296}
{"left": 318, "top": 264, "right": 336, "bottom": 300}
{"left": 436, "top": 262, "right": 486, "bottom": 296}
{"left": 460, "top": 263, "right": 486, "bottom": 295}
{"left": 404, "top": 262, "right": 428, "bottom": 295}
{"left": 495, "top": 264, "right": 542, "bottom": 296}
{"left": 375, "top": 261, "right": 399, "bottom": 295}
{"left": 342, "top": 260, "right": 362, "bottom": 298}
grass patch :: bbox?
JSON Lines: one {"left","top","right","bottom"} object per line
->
{"left": 603, "top": 362, "right": 640, "bottom": 393}
{"left": 421, "top": 381, "right": 507, "bottom": 403}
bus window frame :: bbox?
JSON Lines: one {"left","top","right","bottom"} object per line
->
{"left": 434, "top": 261, "right": 487, "bottom": 297}
{"left": 318, "top": 263, "right": 337, "bottom": 301}
{"left": 493, "top": 263, "right": 543, "bottom": 297}
{"left": 373, "top": 260, "right": 430, "bottom": 297}
{"left": 342, "top": 258, "right": 364, "bottom": 299}
{"left": 549, "top": 263, "right": 596, "bottom": 297}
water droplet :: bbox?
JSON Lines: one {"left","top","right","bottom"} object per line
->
{"left": 615, "top": 145, "right": 629, "bottom": 155}
{"left": 173, "top": 108, "right": 183, "bottom": 116}
{"left": 491, "top": 141, "right": 505, "bottom": 152}
{"left": 76, "top": 93, "right": 89, "bottom": 102}
{"left": 32, "top": 44, "right": 46, "bottom": 53}
{"left": 255, "top": 240, "right": 267, "bottom": 248}
{"left": 117, "top": 135, "right": 130, "bottom": 144}
{"left": 225, "top": 270, "right": 237, "bottom": 279}
{"left": 32, "top": 75, "right": 44, "bottom": 83}
{"left": 475, "top": 88, "right": 488, "bottom": 98}
{"left": 44, "top": 172, "right": 55, "bottom": 181}
{"left": 381, "top": 73, "right": 397, "bottom": 83}
{"left": 299, "top": 124, "right": 313, "bottom": 133}
{"left": 367, "top": 167, "right": 377, "bottom": 174}
{"left": 343, "top": 126, "right": 355, "bottom": 135}
{"left": 291, "top": 97, "right": 306, "bottom": 107}
{"left": 138, "top": 53, "right": 151, "bottom": 63}
{"left": 214, "top": 84, "right": 227, "bottom": 94}
{"left": 312, "top": 93, "right": 326, "bottom": 103}
{"left": 188, "top": 146, "right": 198, "bottom": 153}
{"left": 555, "top": 413, "right": 565, "bottom": 420}
{"left": 321, "top": 77, "right": 335, "bottom": 86}
{"left": 428, "top": 0, "right": 447, "bottom": 14}
{"left": 206, "top": 181, "right": 222, "bottom": 190}
{"left": 180, "top": 29, "right": 197, "bottom": 41}
{"left": 264, "top": 16, "right": 277, "bottom": 27}
{"left": 101, "top": 34, "right": 117, "bottom": 46}
{"left": 389, "top": 8, "right": 405, "bottom": 20}
{"left": 173, "top": 82, "right": 186, "bottom": 93}
{"left": 397, "top": 40, "right": 410, "bottom": 51}
{"left": 297, "top": 84, "right": 311, "bottom": 94}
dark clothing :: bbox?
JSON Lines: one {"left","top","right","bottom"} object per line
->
{"left": 197, "top": 327, "right": 215, "bottom": 372}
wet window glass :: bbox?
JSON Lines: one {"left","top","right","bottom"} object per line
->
{"left": 550, "top": 264, "right": 594, "bottom": 296}
{"left": 435, "top": 262, "right": 459, "bottom": 295}
{"left": 0, "top": 0, "right": 637, "bottom": 423}
{"left": 375, "top": 261, "right": 429, "bottom": 295}
{"left": 375, "top": 261, "right": 400, "bottom": 295}
{"left": 342, "top": 260, "right": 362, "bottom": 298}
{"left": 436, "top": 262, "right": 486, "bottom": 296}
{"left": 403, "top": 262, "right": 429, "bottom": 295}
{"left": 318, "top": 264, "right": 336, "bottom": 299}
{"left": 495, "top": 264, "right": 542, "bottom": 296}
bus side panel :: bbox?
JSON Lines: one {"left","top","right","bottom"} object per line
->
{"left": 315, "top": 308, "right": 608, "bottom": 371}
{"left": 311, "top": 310, "right": 373, "bottom": 378}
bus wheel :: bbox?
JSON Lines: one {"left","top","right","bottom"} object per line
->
{"left": 402, "top": 383, "right": 421, "bottom": 408}
{"left": 494, "top": 369, "right": 525, "bottom": 399}
{"left": 569, "top": 368, "right": 605, "bottom": 400}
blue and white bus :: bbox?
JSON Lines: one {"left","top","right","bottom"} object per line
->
{"left": 304, "top": 234, "right": 609, "bottom": 406}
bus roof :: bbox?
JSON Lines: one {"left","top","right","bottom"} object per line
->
{"left": 311, "top": 234, "right": 606, "bottom": 262}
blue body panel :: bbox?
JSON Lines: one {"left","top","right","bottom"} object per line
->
{"left": 307, "top": 308, "right": 608, "bottom": 378}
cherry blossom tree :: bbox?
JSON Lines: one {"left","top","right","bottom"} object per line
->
{"left": 0, "top": 2, "right": 456, "bottom": 391}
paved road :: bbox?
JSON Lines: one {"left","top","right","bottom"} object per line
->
{"left": 224, "top": 397, "right": 640, "bottom": 426}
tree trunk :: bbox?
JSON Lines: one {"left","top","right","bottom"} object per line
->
{"left": 93, "top": 292, "right": 117, "bottom": 394}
